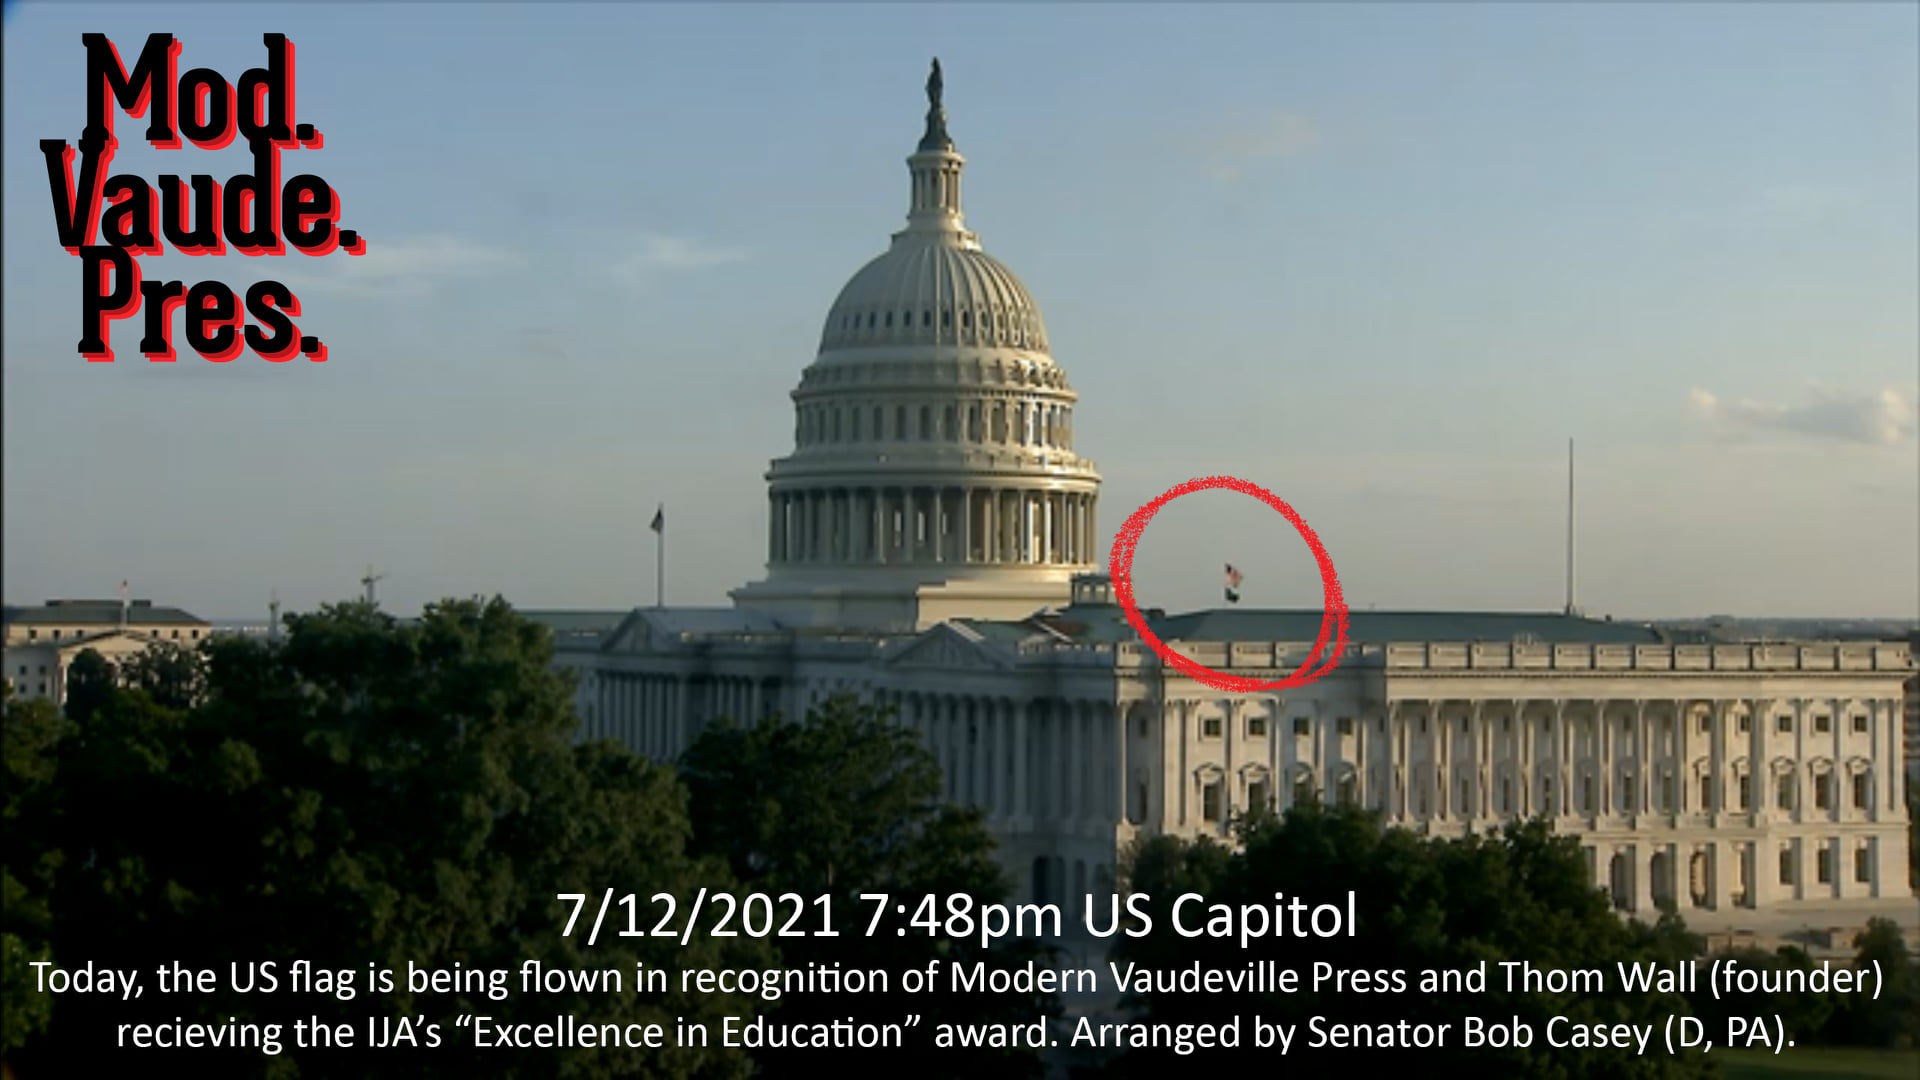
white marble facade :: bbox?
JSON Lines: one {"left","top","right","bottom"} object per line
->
{"left": 555, "top": 587, "right": 1915, "bottom": 930}
{"left": 551, "top": 66, "right": 1915, "bottom": 932}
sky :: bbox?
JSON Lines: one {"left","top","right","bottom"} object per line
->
{"left": 4, "top": 3, "right": 1917, "bottom": 623}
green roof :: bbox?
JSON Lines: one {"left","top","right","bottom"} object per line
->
{"left": 4, "top": 600, "right": 207, "bottom": 627}
{"left": 517, "top": 610, "right": 632, "bottom": 636}
{"left": 963, "top": 606, "right": 1687, "bottom": 646}
{"left": 1149, "top": 609, "right": 1673, "bottom": 645}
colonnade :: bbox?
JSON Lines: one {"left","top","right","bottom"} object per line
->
{"left": 1157, "top": 693, "right": 1909, "bottom": 908}
{"left": 867, "top": 689, "right": 1123, "bottom": 826}
{"left": 770, "top": 486, "right": 1096, "bottom": 566}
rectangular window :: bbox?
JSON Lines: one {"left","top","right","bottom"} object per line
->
{"left": 1698, "top": 715, "right": 1710, "bottom": 733}
{"left": 1851, "top": 773, "right": 1869, "bottom": 809}
{"left": 1814, "top": 715, "right": 1830, "bottom": 734}
{"left": 1202, "top": 781, "right": 1224, "bottom": 823}
{"left": 1814, "top": 777, "right": 1831, "bottom": 811}
{"left": 1458, "top": 778, "right": 1470, "bottom": 814}
{"left": 1699, "top": 775, "right": 1712, "bottom": 810}
{"left": 1292, "top": 717, "right": 1309, "bottom": 737}
{"left": 1816, "top": 848, "right": 1832, "bottom": 885}
{"left": 1663, "top": 776, "right": 1676, "bottom": 812}
{"left": 1854, "top": 847, "right": 1871, "bottom": 883}
{"left": 1776, "top": 781, "right": 1794, "bottom": 811}
{"left": 1851, "top": 714, "right": 1868, "bottom": 734}
{"left": 1202, "top": 717, "right": 1222, "bottom": 738}
{"left": 1621, "top": 779, "right": 1636, "bottom": 812}
{"left": 1738, "top": 775, "right": 1751, "bottom": 810}
{"left": 1336, "top": 717, "right": 1353, "bottom": 737}
{"left": 1778, "top": 848, "right": 1794, "bottom": 884}
{"left": 1247, "top": 716, "right": 1267, "bottom": 738}
{"left": 1339, "top": 775, "right": 1358, "bottom": 806}
{"left": 1737, "top": 715, "right": 1751, "bottom": 734}
{"left": 1294, "top": 778, "right": 1315, "bottom": 808}
{"left": 1777, "top": 715, "right": 1792, "bottom": 734}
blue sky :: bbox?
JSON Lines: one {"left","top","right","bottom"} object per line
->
{"left": 4, "top": 3, "right": 1916, "bottom": 621}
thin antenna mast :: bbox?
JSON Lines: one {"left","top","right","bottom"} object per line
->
{"left": 268, "top": 591, "right": 281, "bottom": 641}
{"left": 1564, "top": 438, "right": 1576, "bottom": 616}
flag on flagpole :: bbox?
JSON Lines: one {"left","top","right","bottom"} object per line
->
{"left": 119, "top": 580, "right": 130, "bottom": 627}
{"left": 1224, "top": 564, "right": 1243, "bottom": 604}
{"left": 650, "top": 505, "right": 665, "bottom": 533}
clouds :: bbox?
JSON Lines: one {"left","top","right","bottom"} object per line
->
{"left": 1177, "top": 108, "right": 1319, "bottom": 182}
{"left": 612, "top": 232, "right": 748, "bottom": 288}
{"left": 276, "top": 235, "right": 519, "bottom": 297}
{"left": 1689, "top": 385, "right": 1917, "bottom": 447}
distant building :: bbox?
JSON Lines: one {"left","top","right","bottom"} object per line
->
{"left": 547, "top": 64, "right": 1915, "bottom": 937}
{"left": 2, "top": 598, "right": 210, "bottom": 706}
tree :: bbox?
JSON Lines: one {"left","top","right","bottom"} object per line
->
{"left": 679, "top": 694, "right": 1060, "bottom": 1078}
{"left": 2, "top": 687, "right": 68, "bottom": 1060}
{"left": 1105, "top": 804, "right": 1715, "bottom": 1078}
{"left": 118, "top": 639, "right": 208, "bottom": 710}
{"left": 1826, "top": 918, "right": 1919, "bottom": 1048}
{"left": 9, "top": 598, "right": 770, "bottom": 1080}
{"left": 1687, "top": 944, "right": 1836, "bottom": 1044}
{"left": 60, "top": 649, "right": 115, "bottom": 723}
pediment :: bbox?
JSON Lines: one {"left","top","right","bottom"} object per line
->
{"left": 601, "top": 611, "right": 658, "bottom": 655}
{"left": 882, "top": 623, "right": 1008, "bottom": 672}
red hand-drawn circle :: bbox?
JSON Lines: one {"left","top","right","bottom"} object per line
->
{"left": 1108, "top": 475, "right": 1349, "bottom": 692}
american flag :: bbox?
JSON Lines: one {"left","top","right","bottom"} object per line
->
{"left": 1224, "top": 564, "right": 1243, "bottom": 604}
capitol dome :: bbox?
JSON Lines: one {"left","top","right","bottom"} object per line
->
{"left": 819, "top": 241, "right": 1050, "bottom": 356}
{"left": 731, "top": 60, "right": 1102, "bottom": 633}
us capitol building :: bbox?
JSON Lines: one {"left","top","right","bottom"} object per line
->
{"left": 549, "top": 63, "right": 1915, "bottom": 935}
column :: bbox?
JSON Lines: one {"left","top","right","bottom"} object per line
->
{"left": 1553, "top": 701, "right": 1568, "bottom": 815}
{"left": 1676, "top": 697, "right": 1691, "bottom": 813}
{"left": 1068, "top": 702, "right": 1084, "bottom": 824}
{"left": 767, "top": 493, "right": 780, "bottom": 563}
{"left": 1712, "top": 840, "right": 1735, "bottom": 910}
{"left": 939, "top": 489, "right": 952, "bottom": 563}
{"left": 1471, "top": 702, "right": 1486, "bottom": 819}
{"left": 1013, "top": 702, "right": 1029, "bottom": 819}
{"left": 1632, "top": 844, "right": 1655, "bottom": 913}
{"left": 981, "top": 489, "right": 996, "bottom": 562}
{"left": 1115, "top": 703, "right": 1128, "bottom": 823}
{"left": 1520, "top": 703, "right": 1536, "bottom": 810}
{"left": 961, "top": 488, "right": 974, "bottom": 563}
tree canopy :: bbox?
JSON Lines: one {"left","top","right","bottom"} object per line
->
{"left": 5, "top": 599, "right": 769, "bottom": 1080}
{"left": 678, "top": 693, "right": 1060, "bottom": 1078}
{"left": 1105, "top": 803, "right": 1716, "bottom": 1078}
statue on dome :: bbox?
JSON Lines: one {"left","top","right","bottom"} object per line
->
{"left": 927, "top": 59, "right": 943, "bottom": 110}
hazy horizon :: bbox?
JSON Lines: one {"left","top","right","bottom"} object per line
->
{"left": 5, "top": 4, "right": 1917, "bottom": 622}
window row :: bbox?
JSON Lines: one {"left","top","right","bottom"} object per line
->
{"left": 831, "top": 303, "right": 1044, "bottom": 350}
{"left": 23, "top": 626, "right": 203, "bottom": 642}
{"left": 1778, "top": 844, "right": 1875, "bottom": 886}
{"left": 796, "top": 399, "right": 1074, "bottom": 450}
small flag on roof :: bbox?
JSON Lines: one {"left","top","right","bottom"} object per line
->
{"left": 1224, "top": 564, "right": 1243, "bottom": 604}
{"left": 650, "top": 505, "right": 664, "bottom": 533}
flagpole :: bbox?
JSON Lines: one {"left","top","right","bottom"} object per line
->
{"left": 654, "top": 505, "right": 665, "bottom": 609}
